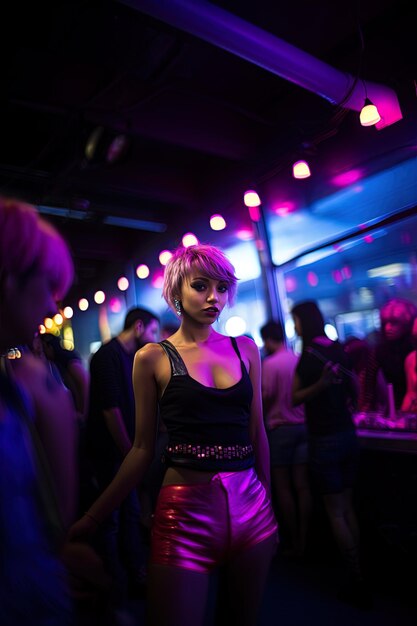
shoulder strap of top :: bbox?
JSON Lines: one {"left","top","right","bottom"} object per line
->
{"left": 230, "top": 336, "right": 244, "bottom": 364}
{"left": 159, "top": 340, "right": 188, "bottom": 376}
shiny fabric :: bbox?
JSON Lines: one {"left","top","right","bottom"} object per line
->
{"left": 151, "top": 468, "right": 278, "bottom": 573}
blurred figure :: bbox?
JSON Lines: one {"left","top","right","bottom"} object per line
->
{"left": 343, "top": 336, "right": 388, "bottom": 413}
{"left": 85, "top": 307, "right": 160, "bottom": 604}
{"left": 40, "top": 332, "right": 89, "bottom": 422}
{"left": 402, "top": 317, "right": 417, "bottom": 411}
{"left": 160, "top": 321, "right": 180, "bottom": 340}
{"left": 291, "top": 301, "right": 371, "bottom": 609}
{"left": 369, "top": 299, "right": 417, "bottom": 409}
{"left": 260, "top": 320, "right": 312, "bottom": 558}
{"left": 0, "top": 197, "right": 75, "bottom": 625}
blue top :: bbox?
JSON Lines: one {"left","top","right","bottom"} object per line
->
{"left": 0, "top": 359, "right": 72, "bottom": 625}
{"left": 158, "top": 337, "right": 255, "bottom": 471}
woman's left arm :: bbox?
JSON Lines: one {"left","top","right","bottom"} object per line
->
{"left": 240, "top": 336, "right": 271, "bottom": 496}
{"left": 13, "top": 354, "right": 78, "bottom": 529}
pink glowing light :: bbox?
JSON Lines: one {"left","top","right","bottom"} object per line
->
{"left": 364, "top": 234, "right": 374, "bottom": 244}
{"left": 332, "top": 270, "right": 343, "bottom": 284}
{"left": 152, "top": 272, "right": 164, "bottom": 289}
{"left": 331, "top": 169, "right": 363, "bottom": 187}
{"left": 236, "top": 228, "right": 254, "bottom": 241}
{"left": 341, "top": 266, "right": 352, "bottom": 279}
{"left": 307, "top": 271, "right": 319, "bottom": 287}
{"left": 248, "top": 205, "right": 261, "bottom": 222}
{"left": 273, "top": 201, "right": 295, "bottom": 217}
{"left": 109, "top": 297, "right": 122, "bottom": 313}
{"left": 285, "top": 276, "right": 297, "bottom": 292}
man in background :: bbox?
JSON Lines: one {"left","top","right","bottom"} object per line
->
{"left": 86, "top": 307, "right": 160, "bottom": 602}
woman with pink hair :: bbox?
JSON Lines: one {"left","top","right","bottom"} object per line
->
{"left": 70, "top": 243, "right": 278, "bottom": 626}
{"left": 0, "top": 198, "right": 76, "bottom": 624}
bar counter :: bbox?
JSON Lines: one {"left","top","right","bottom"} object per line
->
{"left": 354, "top": 412, "right": 417, "bottom": 454}
{"left": 352, "top": 412, "right": 417, "bottom": 577}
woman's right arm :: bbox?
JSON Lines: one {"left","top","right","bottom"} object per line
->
{"left": 292, "top": 362, "right": 337, "bottom": 406}
{"left": 69, "top": 344, "right": 160, "bottom": 538}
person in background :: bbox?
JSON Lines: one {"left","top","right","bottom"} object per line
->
{"left": 367, "top": 298, "right": 417, "bottom": 410}
{"left": 160, "top": 321, "right": 180, "bottom": 340}
{"left": 0, "top": 197, "right": 76, "bottom": 625}
{"left": 260, "top": 320, "right": 312, "bottom": 558}
{"left": 85, "top": 307, "right": 160, "bottom": 605}
{"left": 40, "top": 332, "right": 90, "bottom": 422}
{"left": 70, "top": 243, "right": 277, "bottom": 626}
{"left": 401, "top": 317, "right": 417, "bottom": 411}
{"left": 343, "top": 336, "right": 388, "bottom": 413}
{"left": 291, "top": 300, "right": 371, "bottom": 610}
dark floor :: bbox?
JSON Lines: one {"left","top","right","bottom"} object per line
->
{"left": 258, "top": 550, "right": 416, "bottom": 626}
{"left": 109, "top": 542, "right": 416, "bottom": 626}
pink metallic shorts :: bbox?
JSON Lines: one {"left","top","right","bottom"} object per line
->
{"left": 150, "top": 467, "right": 278, "bottom": 573}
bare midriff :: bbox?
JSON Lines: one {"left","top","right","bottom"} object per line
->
{"left": 162, "top": 466, "right": 217, "bottom": 485}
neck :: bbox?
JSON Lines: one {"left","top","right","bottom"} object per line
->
{"left": 176, "top": 317, "right": 217, "bottom": 345}
{"left": 117, "top": 330, "right": 138, "bottom": 354}
{"left": 269, "top": 341, "right": 285, "bottom": 354}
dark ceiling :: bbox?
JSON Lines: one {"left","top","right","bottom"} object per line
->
{"left": 2, "top": 0, "right": 416, "bottom": 302}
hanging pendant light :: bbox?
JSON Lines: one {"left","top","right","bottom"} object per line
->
{"left": 292, "top": 160, "right": 311, "bottom": 179}
{"left": 360, "top": 97, "right": 381, "bottom": 126}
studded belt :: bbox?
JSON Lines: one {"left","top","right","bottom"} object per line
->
{"left": 165, "top": 443, "right": 254, "bottom": 460}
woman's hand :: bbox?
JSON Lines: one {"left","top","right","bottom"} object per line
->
{"left": 67, "top": 513, "right": 100, "bottom": 541}
{"left": 319, "top": 361, "right": 342, "bottom": 388}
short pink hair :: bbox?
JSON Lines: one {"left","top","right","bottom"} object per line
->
{"left": 162, "top": 244, "right": 237, "bottom": 311}
{"left": 0, "top": 197, "right": 74, "bottom": 299}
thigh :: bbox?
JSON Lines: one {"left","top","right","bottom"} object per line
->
{"left": 151, "top": 482, "right": 227, "bottom": 572}
{"left": 148, "top": 564, "right": 210, "bottom": 626}
{"left": 221, "top": 533, "right": 277, "bottom": 626}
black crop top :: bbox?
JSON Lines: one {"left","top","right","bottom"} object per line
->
{"left": 158, "top": 337, "right": 255, "bottom": 471}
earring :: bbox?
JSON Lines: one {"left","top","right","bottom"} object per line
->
{"left": 174, "top": 298, "right": 182, "bottom": 316}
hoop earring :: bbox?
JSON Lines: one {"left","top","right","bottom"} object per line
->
{"left": 174, "top": 298, "right": 182, "bottom": 317}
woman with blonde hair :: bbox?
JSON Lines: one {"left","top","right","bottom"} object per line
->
{"left": 70, "top": 243, "right": 277, "bottom": 626}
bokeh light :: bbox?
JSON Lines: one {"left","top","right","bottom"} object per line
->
{"left": 136, "top": 264, "right": 150, "bottom": 279}
{"left": 79, "top": 298, "right": 89, "bottom": 311}
{"left": 63, "top": 306, "right": 73, "bottom": 319}
{"left": 94, "top": 290, "right": 106, "bottom": 304}
{"left": 243, "top": 190, "right": 261, "bottom": 207}
{"left": 117, "top": 276, "right": 129, "bottom": 291}
{"left": 159, "top": 250, "right": 173, "bottom": 266}
{"left": 53, "top": 313, "right": 63, "bottom": 326}
{"left": 182, "top": 232, "right": 199, "bottom": 247}
{"left": 210, "top": 214, "right": 226, "bottom": 231}
{"left": 224, "top": 316, "right": 247, "bottom": 337}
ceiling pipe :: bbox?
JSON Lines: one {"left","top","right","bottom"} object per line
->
{"left": 119, "top": 0, "right": 402, "bottom": 129}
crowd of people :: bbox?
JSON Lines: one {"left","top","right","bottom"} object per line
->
{"left": 2, "top": 196, "right": 417, "bottom": 625}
